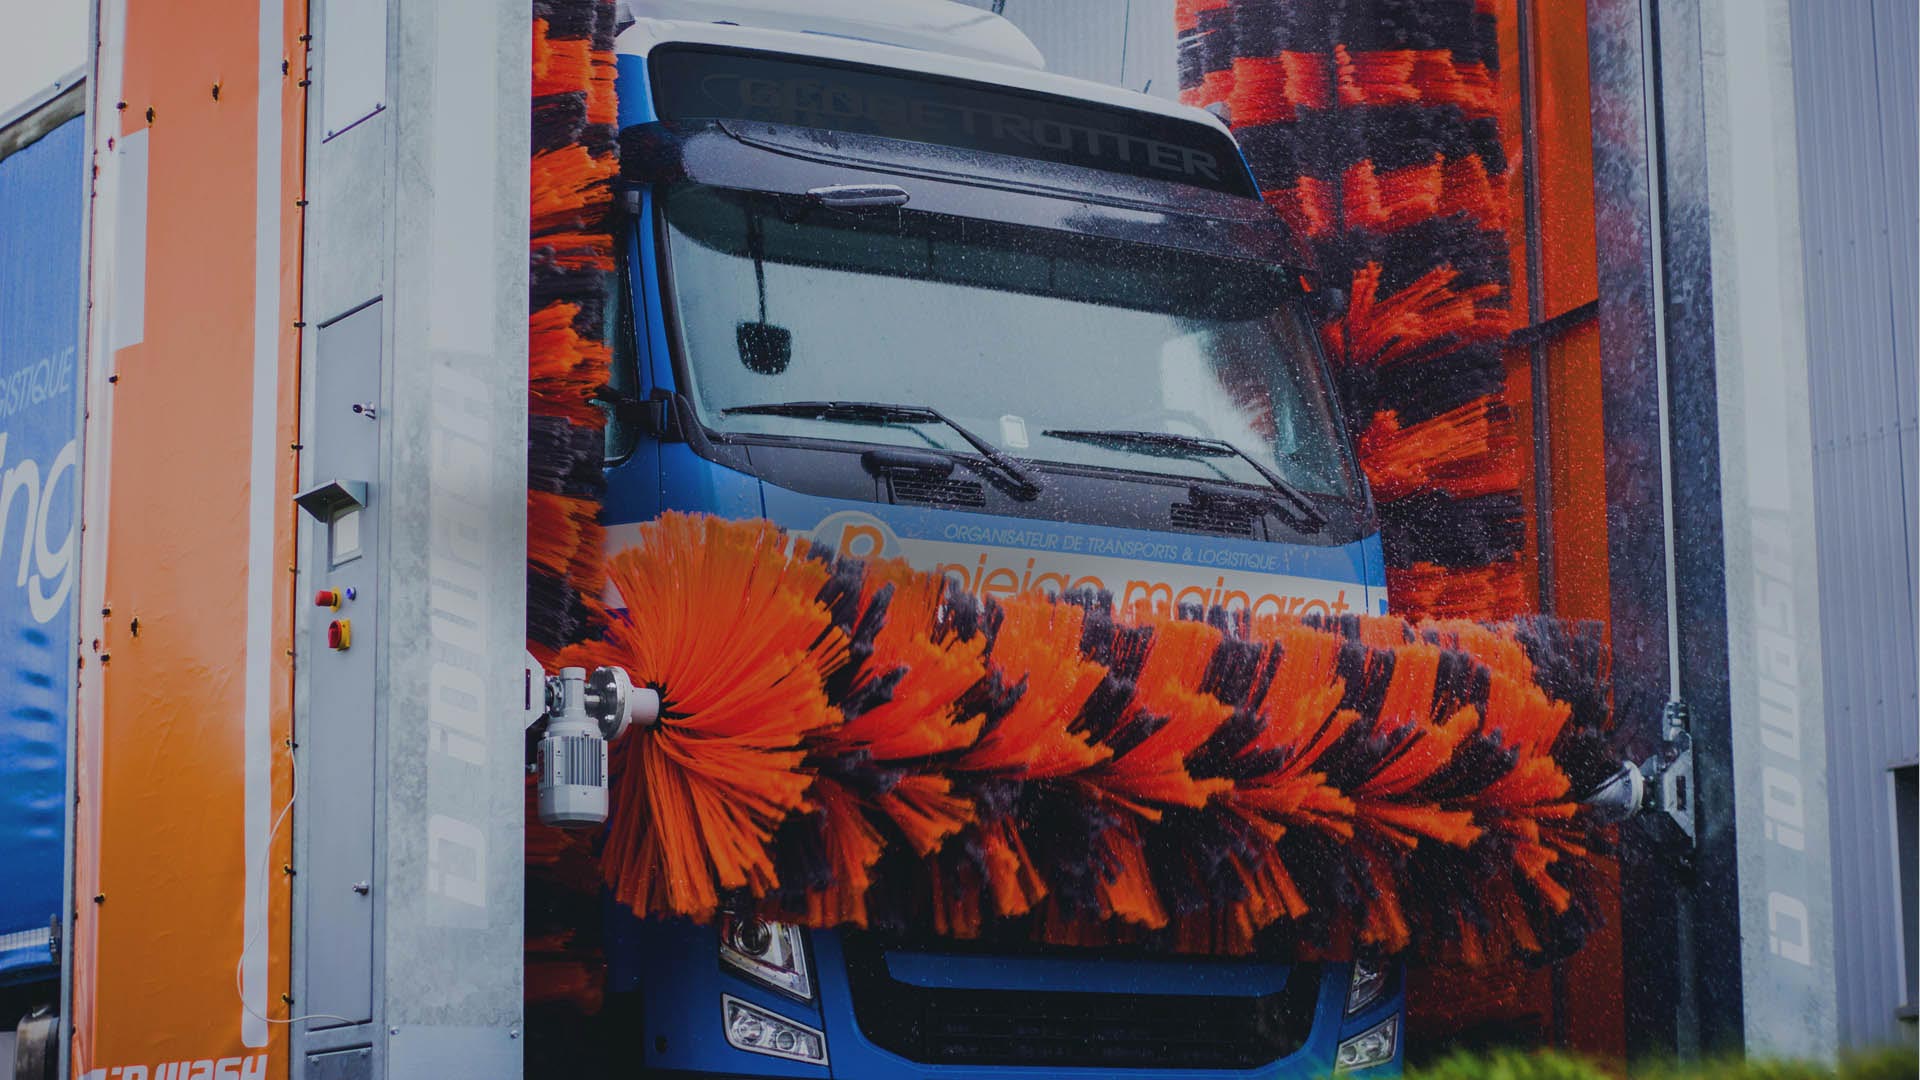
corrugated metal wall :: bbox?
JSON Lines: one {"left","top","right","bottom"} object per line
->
{"left": 953, "top": 0, "right": 1179, "bottom": 99}
{"left": 1790, "top": 0, "right": 1919, "bottom": 1049}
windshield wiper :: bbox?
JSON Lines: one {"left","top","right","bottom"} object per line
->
{"left": 1040, "top": 428, "right": 1327, "bottom": 531}
{"left": 723, "top": 400, "right": 1042, "bottom": 500}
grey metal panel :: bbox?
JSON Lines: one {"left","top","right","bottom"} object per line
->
{"left": 1875, "top": 0, "right": 1918, "bottom": 664}
{"left": 385, "top": 1026, "right": 520, "bottom": 1076}
{"left": 303, "top": 300, "right": 384, "bottom": 1028}
{"left": 108, "top": 129, "right": 146, "bottom": 350}
{"left": 304, "top": 120, "right": 389, "bottom": 324}
{"left": 292, "top": 9, "right": 393, "bottom": 1065}
{"left": 294, "top": 1, "right": 529, "bottom": 1074}
{"left": 1589, "top": 0, "right": 1741, "bottom": 1054}
{"left": 307, "top": 1047, "right": 373, "bottom": 1080}
{"left": 1790, "top": 0, "right": 1918, "bottom": 1050}
{"left": 375, "top": 0, "right": 529, "bottom": 1056}
{"left": 954, "top": 0, "right": 1179, "bottom": 99}
{"left": 1695, "top": 0, "right": 1882, "bottom": 1053}
{"left": 320, "top": 0, "right": 391, "bottom": 139}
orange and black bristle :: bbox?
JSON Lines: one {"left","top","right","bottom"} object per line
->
{"left": 581, "top": 514, "right": 1615, "bottom": 965}
{"left": 528, "top": 0, "right": 1625, "bottom": 971}
{"left": 525, "top": 0, "right": 622, "bottom": 1042}
{"left": 1179, "top": 0, "right": 1524, "bottom": 624}
{"left": 528, "top": 0, "right": 618, "bottom": 660}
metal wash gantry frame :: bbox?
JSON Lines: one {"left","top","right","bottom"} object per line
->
{"left": 1586, "top": 0, "right": 1736, "bottom": 1057}
{"left": 288, "top": 0, "right": 532, "bottom": 1077}
{"left": 1588, "top": 0, "right": 1841, "bottom": 1060}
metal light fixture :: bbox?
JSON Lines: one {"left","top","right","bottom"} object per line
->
{"left": 1345, "top": 958, "right": 1388, "bottom": 1016}
{"left": 719, "top": 912, "right": 813, "bottom": 1001}
{"left": 722, "top": 995, "right": 828, "bottom": 1065}
{"left": 1334, "top": 1015, "right": 1398, "bottom": 1072}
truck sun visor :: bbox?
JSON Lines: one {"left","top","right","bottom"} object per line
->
{"left": 648, "top": 45, "right": 1260, "bottom": 198}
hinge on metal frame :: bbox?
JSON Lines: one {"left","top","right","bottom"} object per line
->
{"left": 1580, "top": 699, "right": 1696, "bottom": 853}
{"left": 47, "top": 914, "right": 61, "bottom": 965}
{"left": 1646, "top": 700, "right": 1696, "bottom": 846}
{"left": 590, "top": 386, "right": 681, "bottom": 441}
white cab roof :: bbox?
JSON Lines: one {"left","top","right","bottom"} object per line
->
{"left": 621, "top": 0, "right": 1044, "bottom": 69}
{"left": 615, "top": 4, "right": 1234, "bottom": 139}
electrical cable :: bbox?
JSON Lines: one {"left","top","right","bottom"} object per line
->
{"left": 233, "top": 737, "right": 359, "bottom": 1028}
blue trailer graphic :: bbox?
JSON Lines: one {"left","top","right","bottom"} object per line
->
{"left": 0, "top": 110, "right": 84, "bottom": 984}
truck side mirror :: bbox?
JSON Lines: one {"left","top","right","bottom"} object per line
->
{"left": 737, "top": 321, "right": 791, "bottom": 374}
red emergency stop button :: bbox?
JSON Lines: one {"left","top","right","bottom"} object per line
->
{"left": 327, "top": 619, "right": 352, "bottom": 650}
{"left": 315, "top": 589, "right": 341, "bottom": 610}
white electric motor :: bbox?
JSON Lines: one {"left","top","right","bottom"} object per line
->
{"left": 533, "top": 661, "right": 658, "bottom": 828}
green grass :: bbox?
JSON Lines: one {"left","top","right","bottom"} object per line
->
{"left": 1403, "top": 1045, "right": 1918, "bottom": 1080}
{"left": 1407, "top": 1048, "right": 1616, "bottom": 1080}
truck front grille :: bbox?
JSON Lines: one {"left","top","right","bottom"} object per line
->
{"left": 1169, "top": 499, "right": 1257, "bottom": 537}
{"left": 842, "top": 939, "right": 1321, "bottom": 1069}
{"left": 890, "top": 475, "right": 987, "bottom": 508}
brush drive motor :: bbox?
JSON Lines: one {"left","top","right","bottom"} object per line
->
{"left": 535, "top": 664, "right": 658, "bottom": 828}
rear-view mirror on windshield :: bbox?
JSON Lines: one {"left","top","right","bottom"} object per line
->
{"left": 736, "top": 320, "right": 791, "bottom": 374}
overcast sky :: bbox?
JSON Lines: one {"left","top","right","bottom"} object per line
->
{"left": 0, "top": 0, "right": 88, "bottom": 119}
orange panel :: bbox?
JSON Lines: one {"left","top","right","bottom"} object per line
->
{"left": 1509, "top": 345, "right": 1543, "bottom": 613}
{"left": 1498, "top": 0, "right": 1544, "bottom": 616}
{"left": 1410, "top": 0, "right": 1625, "bottom": 1060}
{"left": 71, "top": 1, "right": 308, "bottom": 1076}
{"left": 1495, "top": 0, "right": 1533, "bottom": 324}
{"left": 1530, "top": 0, "right": 1612, "bottom": 630}
{"left": 1533, "top": 0, "right": 1602, "bottom": 319}
{"left": 1531, "top": 0, "right": 1624, "bottom": 1062}
{"left": 1405, "top": 0, "right": 1557, "bottom": 1047}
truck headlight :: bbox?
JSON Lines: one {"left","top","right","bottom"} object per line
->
{"left": 1335, "top": 1015, "right": 1399, "bottom": 1072}
{"left": 723, "top": 995, "right": 828, "bottom": 1065}
{"left": 1346, "top": 957, "right": 1387, "bottom": 1015}
{"left": 719, "top": 913, "right": 813, "bottom": 1001}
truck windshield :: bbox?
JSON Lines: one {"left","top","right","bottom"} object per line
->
{"left": 660, "top": 184, "right": 1359, "bottom": 499}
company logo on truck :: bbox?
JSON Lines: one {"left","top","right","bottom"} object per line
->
{"left": 802, "top": 508, "right": 1358, "bottom": 618}
{"left": 1, "top": 104, "right": 83, "bottom": 986}
{"left": 80, "top": 1055, "right": 267, "bottom": 1080}
{"left": 0, "top": 353, "right": 79, "bottom": 624}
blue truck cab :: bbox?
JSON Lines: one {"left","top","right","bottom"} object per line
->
{"left": 596, "top": 4, "right": 1404, "bottom": 1075}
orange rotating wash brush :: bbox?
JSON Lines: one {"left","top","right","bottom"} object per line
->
{"left": 567, "top": 512, "right": 1617, "bottom": 965}
{"left": 522, "top": 0, "right": 1618, "bottom": 977}
{"left": 1180, "top": 0, "right": 1527, "bottom": 622}
{"left": 525, "top": 0, "right": 622, "bottom": 1034}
